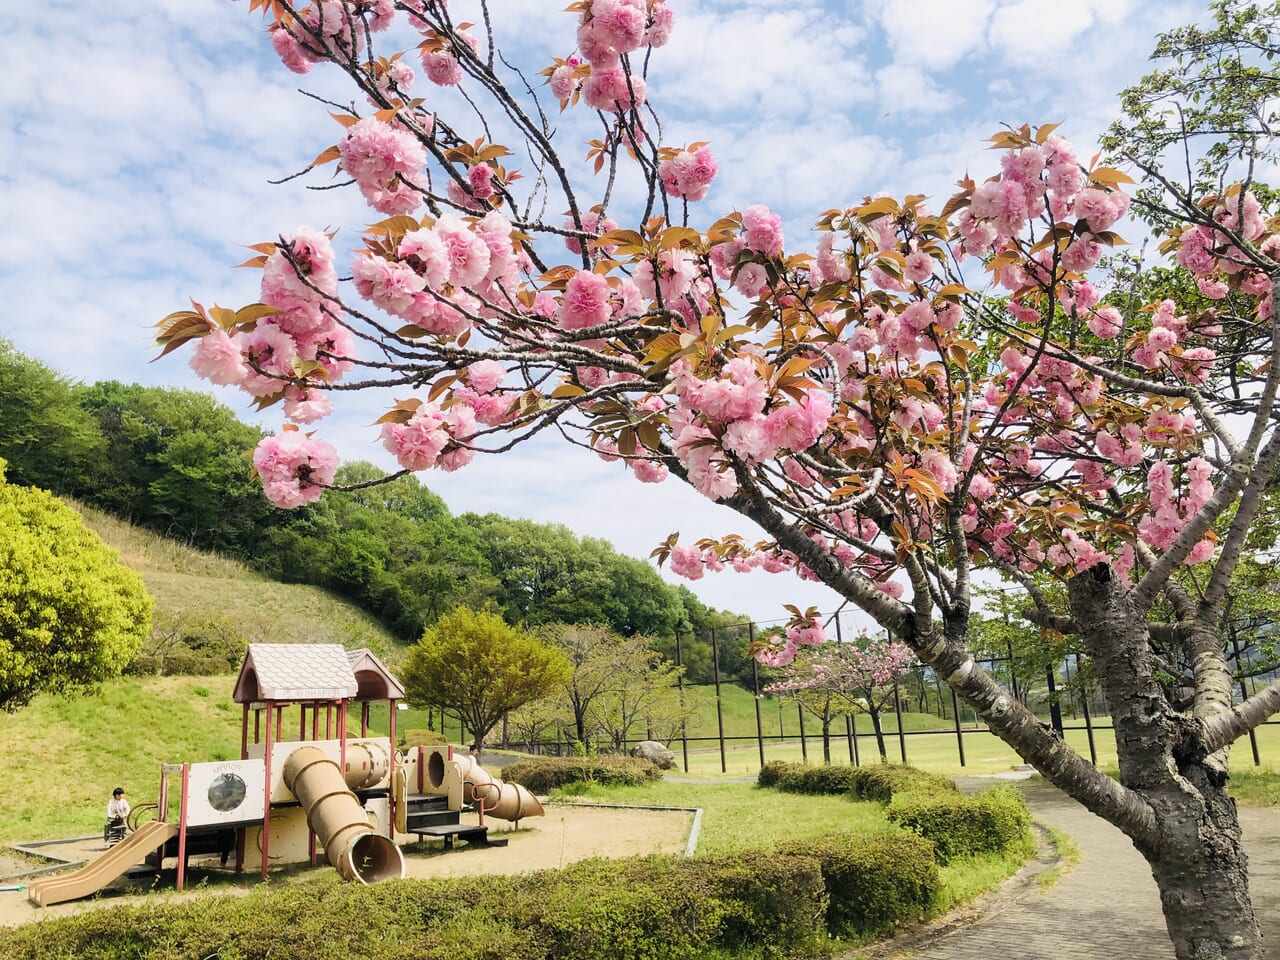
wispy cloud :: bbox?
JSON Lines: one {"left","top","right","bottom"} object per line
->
{"left": 0, "top": 0, "right": 1197, "bottom": 620}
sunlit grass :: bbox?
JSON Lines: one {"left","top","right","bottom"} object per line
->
{"left": 548, "top": 778, "right": 901, "bottom": 853}
{"left": 1037, "top": 826, "right": 1081, "bottom": 890}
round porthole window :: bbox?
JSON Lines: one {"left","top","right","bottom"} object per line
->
{"left": 208, "top": 772, "right": 247, "bottom": 813}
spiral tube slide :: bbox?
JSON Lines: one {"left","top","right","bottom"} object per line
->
{"left": 283, "top": 746, "right": 404, "bottom": 884}
{"left": 425, "top": 751, "right": 544, "bottom": 821}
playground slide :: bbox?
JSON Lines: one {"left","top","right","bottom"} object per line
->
{"left": 283, "top": 746, "right": 405, "bottom": 884}
{"left": 27, "top": 820, "right": 180, "bottom": 907}
{"left": 437, "top": 752, "right": 544, "bottom": 821}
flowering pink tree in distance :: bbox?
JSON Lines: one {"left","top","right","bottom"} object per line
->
{"left": 763, "top": 633, "right": 913, "bottom": 763}
{"left": 156, "top": 2, "right": 1280, "bottom": 955}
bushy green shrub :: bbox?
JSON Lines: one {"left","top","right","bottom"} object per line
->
{"left": 0, "top": 852, "right": 828, "bottom": 960}
{"left": 777, "top": 833, "right": 941, "bottom": 938}
{"left": 0, "top": 471, "right": 152, "bottom": 711}
{"left": 399, "top": 728, "right": 449, "bottom": 748}
{"left": 502, "top": 755, "right": 661, "bottom": 793}
{"left": 758, "top": 761, "right": 955, "bottom": 800}
{"left": 887, "top": 784, "right": 1033, "bottom": 864}
{"left": 699, "top": 851, "right": 827, "bottom": 951}
{"left": 756, "top": 759, "right": 790, "bottom": 787}
{"left": 846, "top": 764, "right": 957, "bottom": 803}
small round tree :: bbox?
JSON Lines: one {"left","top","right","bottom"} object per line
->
{"left": 0, "top": 460, "right": 153, "bottom": 711}
{"left": 400, "top": 605, "right": 571, "bottom": 752}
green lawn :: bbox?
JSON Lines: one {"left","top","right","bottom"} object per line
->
{"left": 0, "top": 676, "right": 245, "bottom": 843}
{"left": 669, "top": 718, "right": 1280, "bottom": 779}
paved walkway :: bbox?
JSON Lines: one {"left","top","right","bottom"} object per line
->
{"left": 893, "top": 780, "right": 1280, "bottom": 959}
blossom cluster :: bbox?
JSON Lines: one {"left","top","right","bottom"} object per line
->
{"left": 568, "top": 0, "right": 674, "bottom": 112}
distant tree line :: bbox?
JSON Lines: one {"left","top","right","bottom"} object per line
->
{"left": 0, "top": 340, "right": 755, "bottom": 684}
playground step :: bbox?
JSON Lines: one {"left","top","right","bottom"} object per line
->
{"left": 404, "top": 808, "right": 461, "bottom": 832}
{"left": 412, "top": 824, "right": 508, "bottom": 850}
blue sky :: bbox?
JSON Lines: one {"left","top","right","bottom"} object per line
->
{"left": 1, "top": 0, "right": 1198, "bottom": 622}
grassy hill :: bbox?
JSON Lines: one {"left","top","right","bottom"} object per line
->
{"left": 73, "top": 502, "right": 401, "bottom": 664}
{"left": 1, "top": 676, "right": 245, "bottom": 843}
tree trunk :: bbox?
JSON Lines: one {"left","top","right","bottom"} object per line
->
{"left": 1137, "top": 768, "right": 1260, "bottom": 959}
{"left": 1069, "top": 565, "right": 1263, "bottom": 959}
{"left": 868, "top": 706, "right": 888, "bottom": 762}
{"left": 821, "top": 716, "right": 831, "bottom": 763}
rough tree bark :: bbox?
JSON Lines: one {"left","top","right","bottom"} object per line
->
{"left": 1070, "top": 565, "right": 1260, "bottom": 960}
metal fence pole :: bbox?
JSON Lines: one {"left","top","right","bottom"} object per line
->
{"left": 951, "top": 687, "right": 966, "bottom": 767}
{"left": 893, "top": 681, "right": 907, "bottom": 763}
{"left": 711, "top": 626, "right": 726, "bottom": 774}
{"left": 675, "top": 628, "right": 689, "bottom": 773}
{"left": 1045, "top": 666, "right": 1064, "bottom": 735}
{"left": 748, "top": 630, "right": 765, "bottom": 772}
{"left": 1230, "top": 634, "right": 1263, "bottom": 767}
{"left": 1007, "top": 639, "right": 1021, "bottom": 703}
{"left": 798, "top": 704, "right": 808, "bottom": 761}
{"left": 1078, "top": 654, "right": 1097, "bottom": 765}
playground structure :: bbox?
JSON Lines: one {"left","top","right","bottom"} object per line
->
{"left": 26, "top": 644, "right": 543, "bottom": 907}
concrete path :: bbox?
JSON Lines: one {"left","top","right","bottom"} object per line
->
{"left": 894, "top": 780, "right": 1280, "bottom": 959}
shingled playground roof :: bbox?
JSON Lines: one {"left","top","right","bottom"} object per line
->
{"left": 347, "top": 647, "right": 406, "bottom": 702}
{"left": 233, "top": 643, "right": 360, "bottom": 704}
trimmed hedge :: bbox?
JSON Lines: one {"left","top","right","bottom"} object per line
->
{"left": 502, "top": 755, "right": 662, "bottom": 793}
{"left": 398, "top": 728, "right": 449, "bottom": 748}
{"left": 759, "top": 762, "right": 1034, "bottom": 867}
{"left": 846, "top": 764, "right": 956, "bottom": 802}
{"left": 0, "top": 853, "right": 829, "bottom": 960}
{"left": 888, "top": 783, "right": 1034, "bottom": 864}
{"left": 777, "top": 832, "right": 941, "bottom": 938}
{"left": 756, "top": 761, "right": 955, "bottom": 801}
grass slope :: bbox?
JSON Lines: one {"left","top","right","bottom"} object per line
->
{"left": 73, "top": 502, "right": 400, "bottom": 661}
{"left": 1, "top": 676, "right": 245, "bottom": 843}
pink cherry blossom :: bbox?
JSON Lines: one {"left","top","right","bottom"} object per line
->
{"left": 253, "top": 430, "right": 340, "bottom": 508}
{"left": 190, "top": 328, "right": 247, "bottom": 386}
{"left": 742, "top": 205, "right": 784, "bottom": 256}
{"left": 424, "top": 50, "right": 463, "bottom": 86}
{"left": 559, "top": 270, "right": 612, "bottom": 329}
{"left": 669, "top": 544, "right": 705, "bottom": 580}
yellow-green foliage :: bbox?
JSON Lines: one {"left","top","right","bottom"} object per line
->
{"left": 0, "top": 470, "right": 152, "bottom": 711}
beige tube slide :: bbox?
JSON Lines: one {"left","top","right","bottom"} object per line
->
{"left": 283, "top": 746, "right": 404, "bottom": 884}
{"left": 424, "top": 750, "right": 544, "bottom": 821}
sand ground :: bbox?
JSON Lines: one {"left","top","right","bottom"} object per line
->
{"left": 0, "top": 804, "right": 693, "bottom": 929}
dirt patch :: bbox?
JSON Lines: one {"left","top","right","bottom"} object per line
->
{"left": 0, "top": 803, "right": 693, "bottom": 929}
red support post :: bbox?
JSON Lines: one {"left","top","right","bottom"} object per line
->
{"left": 241, "top": 703, "right": 250, "bottom": 759}
{"left": 312, "top": 702, "right": 319, "bottom": 741}
{"left": 261, "top": 701, "right": 275, "bottom": 879}
{"left": 387, "top": 699, "right": 398, "bottom": 839}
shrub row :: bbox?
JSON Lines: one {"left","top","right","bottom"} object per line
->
{"left": 0, "top": 842, "right": 938, "bottom": 960}
{"left": 757, "top": 762, "right": 1033, "bottom": 866}
{"left": 757, "top": 761, "right": 956, "bottom": 801}
{"left": 502, "top": 755, "right": 662, "bottom": 793}
{"left": 888, "top": 783, "right": 1034, "bottom": 864}
{"left": 398, "top": 728, "right": 449, "bottom": 749}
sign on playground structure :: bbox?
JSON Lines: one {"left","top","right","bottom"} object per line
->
{"left": 184, "top": 759, "right": 266, "bottom": 828}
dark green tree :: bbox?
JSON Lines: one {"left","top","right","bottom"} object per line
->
{"left": 0, "top": 340, "right": 105, "bottom": 493}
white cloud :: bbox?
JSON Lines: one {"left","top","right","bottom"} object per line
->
{"left": 874, "top": 0, "right": 996, "bottom": 71}
{"left": 0, "top": 0, "right": 1213, "bottom": 622}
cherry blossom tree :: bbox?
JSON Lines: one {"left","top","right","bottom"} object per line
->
{"left": 157, "top": 1, "right": 1280, "bottom": 955}
{"left": 763, "top": 633, "right": 913, "bottom": 763}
